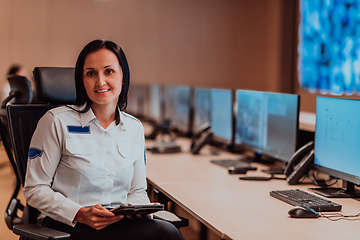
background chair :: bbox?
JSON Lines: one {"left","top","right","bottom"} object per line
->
{"left": 6, "top": 67, "right": 187, "bottom": 240}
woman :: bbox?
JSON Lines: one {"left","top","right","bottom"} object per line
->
{"left": 23, "top": 39, "right": 184, "bottom": 240}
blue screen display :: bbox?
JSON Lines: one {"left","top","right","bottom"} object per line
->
{"left": 172, "top": 86, "right": 191, "bottom": 133}
{"left": 235, "top": 90, "right": 299, "bottom": 162}
{"left": 210, "top": 89, "right": 233, "bottom": 142}
{"left": 193, "top": 88, "right": 211, "bottom": 131}
{"left": 315, "top": 97, "right": 360, "bottom": 179}
{"left": 148, "top": 85, "right": 162, "bottom": 121}
{"left": 164, "top": 86, "right": 174, "bottom": 121}
{"left": 298, "top": 0, "right": 360, "bottom": 95}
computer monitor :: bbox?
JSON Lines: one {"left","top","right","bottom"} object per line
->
{"left": 193, "top": 87, "right": 211, "bottom": 132}
{"left": 164, "top": 86, "right": 174, "bottom": 122}
{"left": 147, "top": 85, "right": 163, "bottom": 123}
{"left": 127, "top": 84, "right": 140, "bottom": 117}
{"left": 312, "top": 97, "right": 360, "bottom": 198}
{"left": 172, "top": 86, "right": 192, "bottom": 136}
{"left": 138, "top": 84, "right": 149, "bottom": 120}
{"left": 210, "top": 89, "right": 233, "bottom": 146}
{"left": 234, "top": 90, "right": 299, "bottom": 164}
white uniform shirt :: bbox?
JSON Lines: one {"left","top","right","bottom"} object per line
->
{"left": 23, "top": 105, "right": 150, "bottom": 227}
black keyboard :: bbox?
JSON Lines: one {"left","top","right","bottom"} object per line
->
{"left": 270, "top": 189, "right": 342, "bottom": 212}
{"left": 210, "top": 159, "right": 256, "bottom": 170}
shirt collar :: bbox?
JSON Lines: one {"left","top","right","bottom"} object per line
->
{"left": 76, "top": 105, "right": 123, "bottom": 129}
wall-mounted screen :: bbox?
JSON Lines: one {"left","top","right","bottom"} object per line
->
{"left": 298, "top": 0, "right": 360, "bottom": 95}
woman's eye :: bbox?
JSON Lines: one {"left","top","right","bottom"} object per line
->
{"left": 106, "top": 69, "right": 114, "bottom": 74}
{"left": 86, "top": 71, "right": 95, "bottom": 76}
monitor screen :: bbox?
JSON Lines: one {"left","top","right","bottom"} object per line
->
{"left": 193, "top": 88, "right": 211, "bottom": 131}
{"left": 148, "top": 85, "right": 162, "bottom": 123}
{"left": 210, "top": 89, "right": 233, "bottom": 144}
{"left": 313, "top": 97, "right": 360, "bottom": 197}
{"left": 127, "top": 84, "right": 140, "bottom": 116}
{"left": 141, "top": 85, "right": 150, "bottom": 119}
{"left": 297, "top": 0, "right": 360, "bottom": 95}
{"left": 164, "top": 86, "right": 174, "bottom": 122}
{"left": 172, "top": 86, "right": 191, "bottom": 134}
{"left": 235, "top": 90, "right": 299, "bottom": 162}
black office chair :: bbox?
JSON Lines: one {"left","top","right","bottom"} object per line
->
{"left": 0, "top": 74, "right": 34, "bottom": 162}
{"left": 6, "top": 67, "right": 187, "bottom": 240}
{"left": 1, "top": 75, "right": 35, "bottom": 232}
{"left": 2, "top": 75, "right": 33, "bottom": 108}
{"left": 0, "top": 74, "right": 34, "bottom": 156}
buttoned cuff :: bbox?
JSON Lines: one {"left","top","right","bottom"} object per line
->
{"left": 55, "top": 198, "right": 83, "bottom": 227}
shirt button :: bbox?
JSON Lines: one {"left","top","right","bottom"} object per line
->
{"left": 106, "top": 151, "right": 111, "bottom": 155}
{"left": 108, "top": 173, "right": 113, "bottom": 177}
{"left": 104, "top": 193, "right": 108, "bottom": 196}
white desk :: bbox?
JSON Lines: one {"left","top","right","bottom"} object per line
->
{"left": 146, "top": 138, "right": 360, "bottom": 240}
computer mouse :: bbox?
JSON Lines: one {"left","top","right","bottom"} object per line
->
{"left": 228, "top": 166, "right": 248, "bottom": 174}
{"left": 288, "top": 205, "right": 319, "bottom": 218}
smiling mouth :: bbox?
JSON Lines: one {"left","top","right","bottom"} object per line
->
{"left": 95, "top": 89, "right": 110, "bottom": 93}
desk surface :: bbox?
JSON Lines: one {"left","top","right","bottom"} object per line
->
{"left": 145, "top": 138, "right": 360, "bottom": 240}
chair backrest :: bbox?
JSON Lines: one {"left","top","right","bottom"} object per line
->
{"left": 33, "top": 67, "right": 77, "bottom": 104}
{"left": 8, "top": 105, "right": 56, "bottom": 185}
{"left": 6, "top": 67, "right": 77, "bottom": 229}
{"left": 2, "top": 75, "right": 33, "bottom": 108}
{"left": 8, "top": 67, "right": 77, "bottom": 186}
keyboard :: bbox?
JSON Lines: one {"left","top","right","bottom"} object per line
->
{"left": 270, "top": 189, "right": 342, "bottom": 212}
{"left": 210, "top": 159, "right": 257, "bottom": 170}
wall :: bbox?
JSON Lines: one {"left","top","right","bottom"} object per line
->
{"left": 0, "top": 0, "right": 295, "bottom": 94}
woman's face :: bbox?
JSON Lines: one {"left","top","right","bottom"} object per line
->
{"left": 82, "top": 48, "right": 123, "bottom": 109}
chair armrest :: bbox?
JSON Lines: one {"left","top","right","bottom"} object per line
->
{"left": 13, "top": 224, "right": 70, "bottom": 240}
{"left": 153, "top": 210, "right": 189, "bottom": 228}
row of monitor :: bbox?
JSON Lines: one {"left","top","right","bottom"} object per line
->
{"left": 127, "top": 84, "right": 300, "bottom": 164}
{"left": 128, "top": 84, "right": 360, "bottom": 197}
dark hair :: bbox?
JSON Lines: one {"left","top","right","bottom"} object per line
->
{"left": 75, "top": 39, "right": 130, "bottom": 111}
{"left": 7, "top": 64, "right": 22, "bottom": 76}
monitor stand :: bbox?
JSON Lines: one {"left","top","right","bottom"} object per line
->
{"left": 261, "top": 167, "right": 285, "bottom": 175}
{"left": 310, "top": 180, "right": 360, "bottom": 198}
{"left": 237, "top": 152, "right": 276, "bottom": 165}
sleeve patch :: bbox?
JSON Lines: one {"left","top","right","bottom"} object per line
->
{"left": 67, "top": 125, "right": 91, "bottom": 134}
{"left": 144, "top": 148, "right": 147, "bottom": 166}
{"left": 28, "top": 148, "right": 44, "bottom": 159}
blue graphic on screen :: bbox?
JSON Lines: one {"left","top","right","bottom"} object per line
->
{"left": 193, "top": 88, "right": 211, "bottom": 131}
{"left": 210, "top": 89, "right": 232, "bottom": 141}
{"left": 235, "top": 90, "right": 267, "bottom": 148}
{"left": 148, "top": 85, "right": 161, "bottom": 122}
{"left": 235, "top": 90, "right": 299, "bottom": 162}
{"left": 298, "top": 0, "right": 360, "bottom": 95}
{"left": 315, "top": 97, "right": 360, "bottom": 179}
{"left": 173, "top": 86, "right": 191, "bottom": 133}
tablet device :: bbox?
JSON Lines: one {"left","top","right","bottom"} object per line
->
{"left": 109, "top": 203, "right": 164, "bottom": 215}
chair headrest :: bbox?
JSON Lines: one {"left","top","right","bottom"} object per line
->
{"left": 33, "top": 67, "right": 77, "bottom": 104}
{"left": 2, "top": 75, "right": 33, "bottom": 108}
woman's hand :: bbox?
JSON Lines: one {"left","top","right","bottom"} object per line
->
{"left": 74, "top": 204, "right": 124, "bottom": 230}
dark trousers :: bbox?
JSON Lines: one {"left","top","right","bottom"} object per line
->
{"left": 42, "top": 217, "right": 185, "bottom": 240}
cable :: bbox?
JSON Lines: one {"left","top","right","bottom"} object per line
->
{"left": 319, "top": 212, "right": 360, "bottom": 221}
